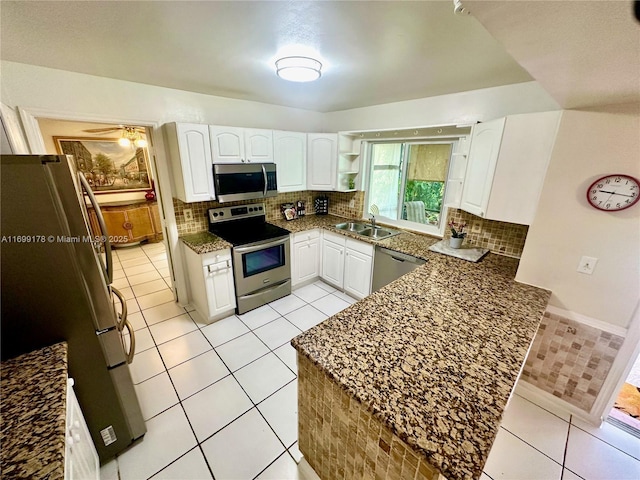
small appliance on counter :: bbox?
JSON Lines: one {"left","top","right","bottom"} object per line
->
{"left": 314, "top": 195, "right": 329, "bottom": 215}
{"left": 296, "top": 200, "right": 306, "bottom": 217}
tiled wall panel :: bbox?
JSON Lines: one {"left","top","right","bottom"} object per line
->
{"left": 297, "top": 353, "right": 443, "bottom": 480}
{"left": 522, "top": 311, "right": 623, "bottom": 412}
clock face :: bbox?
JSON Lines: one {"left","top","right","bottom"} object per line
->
{"left": 586, "top": 174, "right": 640, "bottom": 211}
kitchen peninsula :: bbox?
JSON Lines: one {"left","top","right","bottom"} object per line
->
{"left": 289, "top": 228, "right": 551, "bottom": 480}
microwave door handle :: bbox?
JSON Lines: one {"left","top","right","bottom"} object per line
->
{"left": 262, "top": 164, "right": 267, "bottom": 196}
{"left": 234, "top": 236, "right": 288, "bottom": 254}
{"left": 78, "top": 172, "right": 113, "bottom": 284}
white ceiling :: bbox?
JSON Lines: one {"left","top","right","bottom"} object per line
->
{"left": 0, "top": 1, "right": 532, "bottom": 112}
{"left": 1, "top": 1, "right": 638, "bottom": 113}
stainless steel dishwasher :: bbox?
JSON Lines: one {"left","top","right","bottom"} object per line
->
{"left": 372, "top": 246, "right": 426, "bottom": 292}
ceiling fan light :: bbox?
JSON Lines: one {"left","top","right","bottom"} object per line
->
{"left": 134, "top": 138, "right": 148, "bottom": 148}
{"left": 118, "top": 137, "right": 131, "bottom": 147}
{"left": 275, "top": 56, "right": 322, "bottom": 82}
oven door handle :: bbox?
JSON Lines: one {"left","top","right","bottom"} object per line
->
{"left": 234, "top": 236, "right": 288, "bottom": 254}
{"left": 262, "top": 164, "right": 267, "bottom": 196}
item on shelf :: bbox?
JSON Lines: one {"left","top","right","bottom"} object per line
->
{"left": 348, "top": 177, "right": 356, "bottom": 190}
{"left": 314, "top": 196, "right": 329, "bottom": 215}
{"left": 281, "top": 203, "right": 298, "bottom": 221}
{"left": 296, "top": 200, "right": 306, "bottom": 217}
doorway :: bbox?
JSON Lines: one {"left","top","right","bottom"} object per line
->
{"left": 608, "top": 351, "right": 640, "bottom": 437}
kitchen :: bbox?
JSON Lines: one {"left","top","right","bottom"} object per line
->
{"left": 1, "top": 1, "right": 639, "bottom": 480}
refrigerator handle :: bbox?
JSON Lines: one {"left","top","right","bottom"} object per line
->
{"left": 122, "top": 319, "right": 136, "bottom": 364}
{"left": 78, "top": 172, "right": 113, "bottom": 284}
{"left": 111, "top": 286, "right": 127, "bottom": 331}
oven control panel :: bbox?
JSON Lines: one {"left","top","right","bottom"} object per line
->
{"left": 208, "top": 203, "right": 265, "bottom": 224}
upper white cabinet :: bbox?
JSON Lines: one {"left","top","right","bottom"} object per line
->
{"left": 460, "top": 111, "right": 561, "bottom": 225}
{"left": 165, "top": 123, "right": 216, "bottom": 203}
{"left": 307, "top": 133, "right": 338, "bottom": 191}
{"left": 210, "top": 126, "right": 273, "bottom": 163}
{"left": 274, "top": 130, "right": 307, "bottom": 192}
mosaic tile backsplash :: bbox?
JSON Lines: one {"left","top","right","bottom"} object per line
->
{"left": 173, "top": 190, "right": 365, "bottom": 236}
{"left": 297, "top": 353, "right": 442, "bottom": 480}
{"left": 445, "top": 208, "right": 528, "bottom": 258}
{"left": 521, "top": 311, "right": 623, "bottom": 412}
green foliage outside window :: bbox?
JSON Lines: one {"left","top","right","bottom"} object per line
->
{"left": 405, "top": 180, "right": 444, "bottom": 212}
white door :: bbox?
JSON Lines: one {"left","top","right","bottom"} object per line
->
{"left": 244, "top": 128, "right": 273, "bottom": 163}
{"left": 344, "top": 249, "right": 373, "bottom": 299}
{"left": 204, "top": 261, "right": 236, "bottom": 317}
{"left": 175, "top": 123, "right": 215, "bottom": 202}
{"left": 210, "top": 126, "right": 245, "bottom": 163}
{"left": 274, "top": 130, "right": 306, "bottom": 192}
{"left": 460, "top": 118, "right": 506, "bottom": 217}
{"left": 321, "top": 239, "right": 344, "bottom": 288}
{"left": 307, "top": 134, "right": 337, "bottom": 190}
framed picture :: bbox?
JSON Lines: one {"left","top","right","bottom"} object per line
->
{"left": 54, "top": 136, "right": 152, "bottom": 193}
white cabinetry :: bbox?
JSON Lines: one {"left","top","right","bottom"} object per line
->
{"left": 65, "top": 378, "right": 99, "bottom": 480}
{"left": 209, "top": 126, "right": 273, "bottom": 163}
{"left": 165, "top": 123, "right": 215, "bottom": 203}
{"left": 182, "top": 246, "right": 236, "bottom": 322}
{"left": 274, "top": 131, "right": 307, "bottom": 192}
{"left": 460, "top": 111, "right": 561, "bottom": 225}
{"left": 321, "top": 232, "right": 373, "bottom": 299}
{"left": 336, "top": 133, "right": 362, "bottom": 192}
{"left": 307, "top": 134, "right": 337, "bottom": 190}
{"left": 291, "top": 229, "right": 320, "bottom": 287}
{"left": 343, "top": 239, "right": 374, "bottom": 299}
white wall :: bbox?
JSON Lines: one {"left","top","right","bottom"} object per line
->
{"left": 323, "top": 81, "right": 559, "bottom": 132}
{"left": 0, "top": 61, "right": 325, "bottom": 131}
{"left": 517, "top": 110, "right": 640, "bottom": 328}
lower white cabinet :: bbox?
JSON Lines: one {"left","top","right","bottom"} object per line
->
{"left": 182, "top": 246, "right": 236, "bottom": 322}
{"left": 291, "top": 229, "right": 320, "bottom": 287}
{"left": 321, "top": 231, "right": 373, "bottom": 299}
{"left": 65, "top": 378, "right": 99, "bottom": 480}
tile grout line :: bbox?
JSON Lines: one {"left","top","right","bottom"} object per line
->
{"left": 498, "top": 426, "right": 564, "bottom": 469}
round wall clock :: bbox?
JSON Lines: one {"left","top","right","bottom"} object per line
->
{"left": 586, "top": 174, "right": 640, "bottom": 211}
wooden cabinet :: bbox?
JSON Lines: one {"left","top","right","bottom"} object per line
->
{"left": 65, "top": 378, "right": 99, "bottom": 480}
{"left": 343, "top": 239, "right": 374, "bottom": 300}
{"left": 89, "top": 202, "right": 163, "bottom": 245}
{"left": 460, "top": 111, "right": 561, "bottom": 225}
{"left": 182, "top": 246, "right": 236, "bottom": 322}
{"left": 321, "top": 232, "right": 373, "bottom": 297}
{"left": 209, "top": 126, "right": 273, "bottom": 163}
{"left": 165, "top": 122, "right": 215, "bottom": 203}
{"left": 273, "top": 130, "right": 307, "bottom": 192}
{"left": 307, "top": 134, "right": 337, "bottom": 191}
{"left": 291, "top": 229, "right": 320, "bottom": 287}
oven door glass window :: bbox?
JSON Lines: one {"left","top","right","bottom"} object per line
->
{"left": 242, "top": 244, "right": 285, "bottom": 277}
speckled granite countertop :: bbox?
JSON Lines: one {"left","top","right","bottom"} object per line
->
{"left": 180, "top": 231, "right": 232, "bottom": 254}
{"left": 1, "top": 342, "right": 68, "bottom": 479}
{"left": 292, "top": 251, "right": 551, "bottom": 480}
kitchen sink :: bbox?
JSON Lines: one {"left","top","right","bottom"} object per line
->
{"left": 335, "top": 222, "right": 368, "bottom": 232}
{"left": 334, "top": 222, "right": 402, "bottom": 240}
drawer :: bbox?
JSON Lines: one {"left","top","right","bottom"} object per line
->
{"left": 346, "top": 238, "right": 374, "bottom": 257}
{"left": 293, "top": 229, "right": 320, "bottom": 243}
{"left": 322, "top": 230, "right": 346, "bottom": 247}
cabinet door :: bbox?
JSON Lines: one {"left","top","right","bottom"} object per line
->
{"left": 244, "top": 128, "right": 273, "bottom": 163}
{"left": 295, "top": 238, "right": 320, "bottom": 285}
{"left": 175, "top": 123, "right": 215, "bottom": 202}
{"left": 126, "top": 206, "right": 154, "bottom": 242}
{"left": 102, "top": 210, "right": 131, "bottom": 244}
{"left": 321, "top": 239, "right": 344, "bottom": 288}
{"left": 65, "top": 380, "right": 99, "bottom": 480}
{"left": 204, "top": 258, "right": 236, "bottom": 317}
{"left": 274, "top": 130, "right": 307, "bottom": 192}
{"left": 307, "top": 133, "right": 337, "bottom": 191}
{"left": 210, "top": 126, "right": 245, "bottom": 163}
{"left": 344, "top": 248, "right": 373, "bottom": 300}
{"left": 460, "top": 118, "right": 506, "bottom": 217}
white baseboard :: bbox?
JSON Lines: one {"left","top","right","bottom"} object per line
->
{"left": 545, "top": 304, "right": 627, "bottom": 337}
{"left": 515, "top": 380, "right": 603, "bottom": 427}
{"left": 298, "top": 457, "right": 321, "bottom": 480}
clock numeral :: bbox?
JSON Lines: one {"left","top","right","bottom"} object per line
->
{"left": 626, "top": 199, "right": 631, "bottom": 204}
{"left": 615, "top": 177, "right": 622, "bottom": 182}
{"left": 631, "top": 185, "right": 638, "bottom": 190}
{"left": 598, "top": 201, "right": 603, "bottom": 205}
{"left": 605, "top": 179, "right": 611, "bottom": 184}
{"left": 633, "top": 192, "right": 637, "bottom": 197}
{"left": 597, "top": 183, "right": 604, "bottom": 188}
{"left": 616, "top": 203, "right": 622, "bottom": 208}
{"left": 592, "top": 196, "right": 598, "bottom": 200}
{"left": 606, "top": 203, "right": 611, "bottom": 209}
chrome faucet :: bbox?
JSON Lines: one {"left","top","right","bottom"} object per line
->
{"left": 370, "top": 215, "right": 377, "bottom": 230}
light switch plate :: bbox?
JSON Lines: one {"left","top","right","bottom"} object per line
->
{"left": 577, "top": 256, "right": 598, "bottom": 275}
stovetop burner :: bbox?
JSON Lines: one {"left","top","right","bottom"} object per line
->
{"left": 207, "top": 202, "right": 289, "bottom": 247}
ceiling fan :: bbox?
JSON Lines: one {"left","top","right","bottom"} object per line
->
{"left": 82, "top": 125, "right": 147, "bottom": 148}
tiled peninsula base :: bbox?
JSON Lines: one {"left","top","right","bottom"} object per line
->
{"left": 297, "top": 353, "right": 445, "bottom": 480}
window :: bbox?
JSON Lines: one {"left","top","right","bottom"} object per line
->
{"left": 366, "top": 141, "right": 453, "bottom": 235}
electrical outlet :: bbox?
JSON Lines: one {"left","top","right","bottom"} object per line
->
{"left": 183, "top": 209, "right": 194, "bottom": 222}
{"left": 349, "top": 198, "right": 355, "bottom": 208}
{"left": 577, "top": 256, "right": 598, "bottom": 275}
{"left": 471, "top": 222, "right": 481, "bottom": 233}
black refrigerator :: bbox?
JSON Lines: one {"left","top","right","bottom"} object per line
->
{"left": 1, "top": 154, "right": 146, "bottom": 462}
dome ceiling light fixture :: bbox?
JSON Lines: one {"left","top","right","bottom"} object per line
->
{"left": 275, "top": 56, "right": 322, "bottom": 82}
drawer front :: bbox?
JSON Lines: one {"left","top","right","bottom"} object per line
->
{"left": 346, "top": 238, "right": 374, "bottom": 257}
{"left": 293, "top": 229, "right": 320, "bottom": 244}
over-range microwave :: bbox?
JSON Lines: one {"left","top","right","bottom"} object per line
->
{"left": 213, "top": 163, "right": 278, "bottom": 203}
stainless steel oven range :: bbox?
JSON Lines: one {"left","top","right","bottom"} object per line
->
{"left": 208, "top": 203, "right": 291, "bottom": 314}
